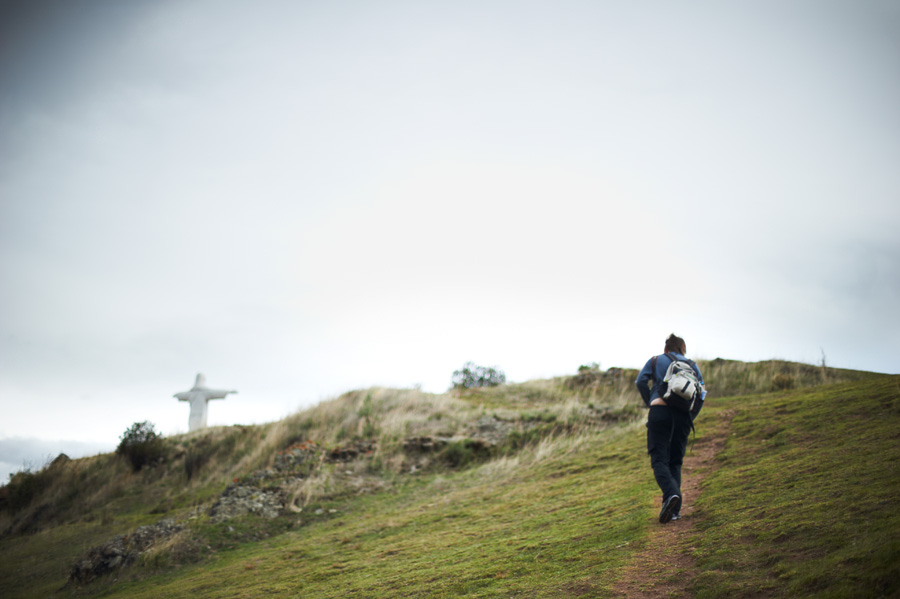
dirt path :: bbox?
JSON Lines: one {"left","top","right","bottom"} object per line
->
{"left": 612, "top": 410, "right": 735, "bottom": 599}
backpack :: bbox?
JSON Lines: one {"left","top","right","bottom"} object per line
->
{"left": 653, "top": 353, "right": 702, "bottom": 414}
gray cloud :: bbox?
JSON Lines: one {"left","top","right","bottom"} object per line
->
{"left": 1, "top": 0, "right": 897, "bottom": 446}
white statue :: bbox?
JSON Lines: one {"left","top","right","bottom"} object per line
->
{"left": 174, "top": 373, "right": 237, "bottom": 431}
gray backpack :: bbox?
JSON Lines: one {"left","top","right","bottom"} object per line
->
{"left": 654, "top": 353, "right": 702, "bottom": 414}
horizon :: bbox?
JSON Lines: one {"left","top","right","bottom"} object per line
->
{"left": 1, "top": 352, "right": 889, "bottom": 483}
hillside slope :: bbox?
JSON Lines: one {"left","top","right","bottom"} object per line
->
{"left": 0, "top": 361, "right": 895, "bottom": 598}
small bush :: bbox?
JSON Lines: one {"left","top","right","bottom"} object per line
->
{"left": 771, "top": 373, "right": 796, "bottom": 391}
{"left": 117, "top": 421, "right": 166, "bottom": 472}
{"left": 452, "top": 362, "right": 506, "bottom": 389}
{"left": 440, "top": 440, "right": 492, "bottom": 468}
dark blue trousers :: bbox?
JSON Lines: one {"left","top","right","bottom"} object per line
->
{"left": 646, "top": 405, "right": 692, "bottom": 503}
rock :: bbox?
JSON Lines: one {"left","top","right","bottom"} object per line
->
{"left": 273, "top": 441, "right": 320, "bottom": 472}
{"left": 274, "top": 439, "right": 375, "bottom": 474}
{"left": 69, "top": 518, "right": 183, "bottom": 584}
{"left": 327, "top": 440, "right": 375, "bottom": 462}
{"left": 470, "top": 417, "right": 513, "bottom": 445}
{"left": 208, "top": 484, "right": 286, "bottom": 522}
{"left": 402, "top": 436, "right": 450, "bottom": 453}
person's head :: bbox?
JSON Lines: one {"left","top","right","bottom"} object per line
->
{"left": 664, "top": 333, "right": 686, "bottom": 355}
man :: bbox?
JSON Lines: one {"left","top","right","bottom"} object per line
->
{"left": 635, "top": 333, "right": 706, "bottom": 524}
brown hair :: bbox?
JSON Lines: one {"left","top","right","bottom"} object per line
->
{"left": 664, "top": 333, "right": 686, "bottom": 355}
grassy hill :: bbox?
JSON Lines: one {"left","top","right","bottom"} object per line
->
{"left": 0, "top": 360, "right": 896, "bottom": 598}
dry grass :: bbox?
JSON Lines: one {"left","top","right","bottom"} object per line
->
{"left": 695, "top": 357, "right": 873, "bottom": 398}
{"left": 476, "top": 454, "right": 521, "bottom": 482}
{"left": 285, "top": 471, "right": 331, "bottom": 509}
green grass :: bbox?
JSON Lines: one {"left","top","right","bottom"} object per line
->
{"left": 0, "top": 519, "right": 139, "bottom": 598}
{"left": 689, "top": 376, "right": 900, "bottom": 598}
{"left": 94, "top": 426, "right": 656, "bottom": 598}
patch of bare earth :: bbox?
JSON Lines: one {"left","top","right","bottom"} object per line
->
{"left": 612, "top": 410, "right": 735, "bottom": 599}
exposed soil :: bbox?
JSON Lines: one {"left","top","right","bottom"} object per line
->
{"left": 612, "top": 410, "right": 735, "bottom": 599}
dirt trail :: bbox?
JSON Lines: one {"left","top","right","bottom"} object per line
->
{"left": 612, "top": 410, "right": 735, "bottom": 599}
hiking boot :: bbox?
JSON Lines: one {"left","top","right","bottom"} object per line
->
{"left": 659, "top": 495, "right": 681, "bottom": 524}
{"left": 671, "top": 513, "right": 681, "bottom": 521}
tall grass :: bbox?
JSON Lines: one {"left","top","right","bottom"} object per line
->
{"left": 696, "top": 357, "right": 874, "bottom": 398}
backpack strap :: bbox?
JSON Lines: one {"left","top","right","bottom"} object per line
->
{"left": 673, "top": 353, "right": 699, "bottom": 449}
{"left": 666, "top": 353, "right": 699, "bottom": 373}
{"left": 653, "top": 353, "right": 678, "bottom": 378}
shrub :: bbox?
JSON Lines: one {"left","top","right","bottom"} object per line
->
{"left": 117, "top": 421, "right": 166, "bottom": 472}
{"left": 451, "top": 362, "right": 506, "bottom": 389}
{"left": 771, "top": 373, "right": 796, "bottom": 391}
{"left": 440, "top": 439, "right": 492, "bottom": 468}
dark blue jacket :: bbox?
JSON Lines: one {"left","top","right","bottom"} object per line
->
{"left": 635, "top": 352, "right": 706, "bottom": 418}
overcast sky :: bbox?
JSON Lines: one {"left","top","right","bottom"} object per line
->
{"left": 1, "top": 0, "right": 898, "bottom": 477}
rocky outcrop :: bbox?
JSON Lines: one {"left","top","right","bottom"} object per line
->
{"left": 402, "top": 436, "right": 451, "bottom": 453}
{"left": 274, "top": 441, "right": 321, "bottom": 472}
{"left": 69, "top": 519, "right": 183, "bottom": 584}
{"left": 69, "top": 438, "right": 381, "bottom": 585}
{"left": 470, "top": 416, "right": 515, "bottom": 445}
{"left": 208, "top": 484, "right": 286, "bottom": 522}
{"left": 327, "top": 440, "right": 375, "bottom": 462}
{"left": 273, "top": 439, "right": 375, "bottom": 472}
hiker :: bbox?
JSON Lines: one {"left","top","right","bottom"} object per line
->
{"left": 635, "top": 334, "right": 706, "bottom": 524}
